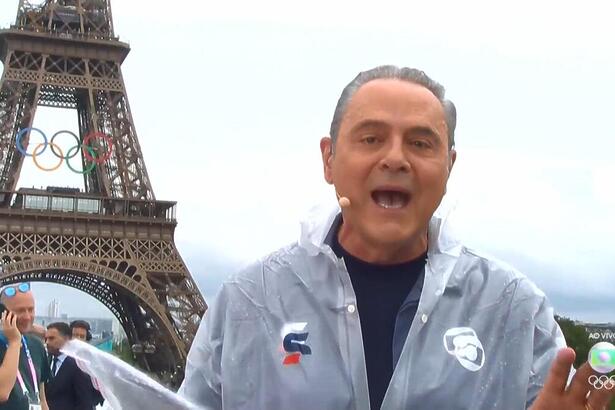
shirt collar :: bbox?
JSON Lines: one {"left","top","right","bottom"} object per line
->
{"left": 298, "top": 197, "right": 463, "bottom": 289}
{"left": 53, "top": 353, "right": 67, "bottom": 364}
{"left": 300, "top": 197, "right": 461, "bottom": 257}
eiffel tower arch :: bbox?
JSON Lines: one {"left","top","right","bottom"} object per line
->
{"left": 0, "top": 0, "right": 206, "bottom": 384}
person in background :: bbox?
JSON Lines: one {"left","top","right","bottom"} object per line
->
{"left": 69, "top": 320, "right": 103, "bottom": 408}
{"left": 0, "top": 283, "right": 49, "bottom": 410}
{"left": 44, "top": 322, "right": 93, "bottom": 410}
{"left": 69, "top": 321, "right": 92, "bottom": 343}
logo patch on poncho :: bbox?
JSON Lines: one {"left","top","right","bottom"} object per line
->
{"left": 281, "top": 322, "right": 312, "bottom": 365}
{"left": 443, "top": 327, "right": 485, "bottom": 371}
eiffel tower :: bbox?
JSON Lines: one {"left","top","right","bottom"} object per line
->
{"left": 0, "top": 0, "right": 206, "bottom": 384}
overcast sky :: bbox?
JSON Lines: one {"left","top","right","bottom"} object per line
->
{"left": 1, "top": 0, "right": 614, "bottom": 323}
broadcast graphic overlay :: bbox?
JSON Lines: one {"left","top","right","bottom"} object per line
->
{"left": 588, "top": 341, "right": 615, "bottom": 390}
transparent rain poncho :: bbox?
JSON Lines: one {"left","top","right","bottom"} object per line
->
{"left": 178, "top": 202, "right": 568, "bottom": 409}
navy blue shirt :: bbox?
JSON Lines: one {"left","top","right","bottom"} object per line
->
{"left": 331, "top": 223, "right": 426, "bottom": 410}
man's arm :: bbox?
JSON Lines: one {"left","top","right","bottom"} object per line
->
{"left": 0, "top": 311, "right": 22, "bottom": 402}
{"left": 39, "top": 383, "right": 48, "bottom": 410}
{"left": 0, "top": 342, "right": 20, "bottom": 402}
{"left": 177, "top": 284, "right": 229, "bottom": 409}
{"left": 525, "top": 295, "right": 568, "bottom": 408}
{"left": 73, "top": 360, "right": 94, "bottom": 410}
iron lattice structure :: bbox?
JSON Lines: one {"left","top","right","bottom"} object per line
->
{"left": 0, "top": 0, "right": 206, "bottom": 385}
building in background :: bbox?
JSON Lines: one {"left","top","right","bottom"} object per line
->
{"left": 47, "top": 299, "right": 60, "bottom": 318}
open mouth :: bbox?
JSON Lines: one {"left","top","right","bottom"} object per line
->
{"left": 371, "top": 190, "right": 410, "bottom": 209}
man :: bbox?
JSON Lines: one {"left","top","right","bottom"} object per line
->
{"left": 178, "top": 66, "right": 615, "bottom": 409}
{"left": 69, "top": 321, "right": 91, "bottom": 343}
{"left": 69, "top": 320, "right": 104, "bottom": 408}
{"left": 44, "top": 322, "right": 93, "bottom": 410}
{"left": 0, "top": 283, "right": 50, "bottom": 410}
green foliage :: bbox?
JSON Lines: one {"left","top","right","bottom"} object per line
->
{"left": 555, "top": 315, "right": 591, "bottom": 368}
{"left": 112, "top": 338, "right": 136, "bottom": 366}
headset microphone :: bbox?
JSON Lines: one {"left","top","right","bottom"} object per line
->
{"left": 336, "top": 192, "right": 351, "bottom": 208}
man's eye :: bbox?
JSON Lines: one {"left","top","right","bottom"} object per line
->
{"left": 412, "top": 140, "right": 429, "bottom": 149}
{"left": 363, "top": 136, "right": 378, "bottom": 144}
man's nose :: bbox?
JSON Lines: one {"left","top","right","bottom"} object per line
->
{"left": 380, "top": 136, "right": 410, "bottom": 172}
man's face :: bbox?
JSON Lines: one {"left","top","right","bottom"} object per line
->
{"left": 2, "top": 291, "right": 35, "bottom": 334}
{"left": 72, "top": 327, "right": 87, "bottom": 341}
{"left": 45, "top": 328, "right": 67, "bottom": 355}
{"left": 321, "top": 79, "right": 455, "bottom": 257}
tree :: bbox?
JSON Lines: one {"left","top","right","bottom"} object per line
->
{"left": 555, "top": 315, "right": 591, "bottom": 368}
{"left": 112, "top": 338, "right": 136, "bottom": 366}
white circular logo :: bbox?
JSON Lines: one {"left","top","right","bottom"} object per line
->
{"left": 588, "top": 342, "right": 615, "bottom": 374}
{"left": 443, "top": 327, "right": 485, "bottom": 372}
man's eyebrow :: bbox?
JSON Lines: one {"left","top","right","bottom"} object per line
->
{"left": 406, "top": 125, "right": 441, "bottom": 139}
{"left": 349, "top": 119, "right": 390, "bottom": 133}
{"left": 350, "top": 120, "right": 442, "bottom": 139}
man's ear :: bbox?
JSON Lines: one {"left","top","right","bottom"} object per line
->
{"left": 320, "top": 136, "right": 334, "bottom": 184}
{"left": 448, "top": 149, "right": 457, "bottom": 175}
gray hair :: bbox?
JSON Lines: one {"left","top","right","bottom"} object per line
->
{"left": 329, "top": 65, "right": 457, "bottom": 150}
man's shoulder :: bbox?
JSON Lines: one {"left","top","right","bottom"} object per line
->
{"left": 0, "top": 333, "right": 49, "bottom": 354}
{"left": 457, "top": 245, "right": 547, "bottom": 302}
{"left": 63, "top": 355, "right": 80, "bottom": 369}
{"left": 24, "top": 334, "right": 48, "bottom": 366}
{"left": 58, "top": 355, "right": 80, "bottom": 377}
{"left": 23, "top": 333, "right": 45, "bottom": 350}
{"left": 227, "top": 242, "right": 303, "bottom": 282}
{"left": 460, "top": 246, "right": 524, "bottom": 275}
{"left": 213, "top": 242, "right": 306, "bottom": 313}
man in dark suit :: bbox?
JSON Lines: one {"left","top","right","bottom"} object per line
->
{"left": 70, "top": 320, "right": 104, "bottom": 408}
{"left": 44, "top": 322, "right": 93, "bottom": 410}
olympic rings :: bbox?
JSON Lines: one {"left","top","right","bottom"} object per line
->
{"left": 588, "top": 375, "right": 615, "bottom": 390}
{"left": 66, "top": 145, "right": 97, "bottom": 174}
{"left": 50, "top": 130, "right": 80, "bottom": 159}
{"left": 83, "top": 132, "right": 113, "bottom": 163}
{"left": 15, "top": 127, "right": 113, "bottom": 174}
{"left": 32, "top": 142, "right": 63, "bottom": 171}
{"left": 16, "top": 127, "right": 47, "bottom": 157}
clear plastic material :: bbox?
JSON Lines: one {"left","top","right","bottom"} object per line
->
{"left": 61, "top": 340, "right": 202, "bottom": 410}
{"left": 178, "top": 201, "right": 568, "bottom": 409}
